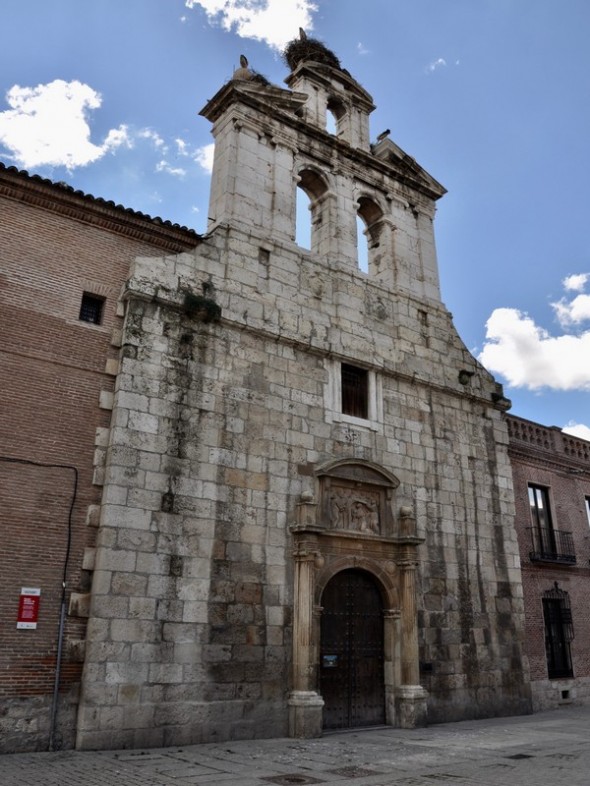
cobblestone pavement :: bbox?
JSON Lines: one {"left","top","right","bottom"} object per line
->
{"left": 2, "top": 705, "right": 590, "bottom": 786}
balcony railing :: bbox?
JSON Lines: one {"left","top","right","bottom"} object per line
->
{"left": 528, "top": 527, "right": 576, "bottom": 565}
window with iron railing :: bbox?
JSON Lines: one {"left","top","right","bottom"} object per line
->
{"left": 528, "top": 485, "right": 576, "bottom": 564}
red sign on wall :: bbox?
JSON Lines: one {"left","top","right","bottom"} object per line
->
{"left": 17, "top": 587, "right": 41, "bottom": 629}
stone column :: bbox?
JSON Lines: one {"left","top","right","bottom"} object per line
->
{"left": 399, "top": 555, "right": 420, "bottom": 685}
{"left": 396, "top": 552, "right": 428, "bottom": 727}
{"left": 395, "top": 506, "right": 427, "bottom": 727}
{"left": 383, "top": 608, "right": 401, "bottom": 726}
{"left": 288, "top": 535, "right": 324, "bottom": 738}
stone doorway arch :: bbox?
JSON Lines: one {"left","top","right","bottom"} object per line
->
{"left": 288, "top": 459, "right": 427, "bottom": 738}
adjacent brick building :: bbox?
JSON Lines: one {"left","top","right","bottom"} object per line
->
{"left": 0, "top": 163, "right": 199, "bottom": 751}
{"left": 507, "top": 415, "right": 590, "bottom": 710}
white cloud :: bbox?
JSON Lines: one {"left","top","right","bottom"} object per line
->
{"left": 138, "top": 129, "right": 166, "bottom": 150}
{"left": 562, "top": 422, "right": 590, "bottom": 441}
{"left": 0, "top": 80, "right": 130, "bottom": 170}
{"left": 357, "top": 42, "right": 369, "bottom": 56}
{"left": 553, "top": 293, "right": 590, "bottom": 326}
{"left": 174, "top": 137, "right": 214, "bottom": 174}
{"left": 156, "top": 159, "right": 187, "bottom": 177}
{"left": 552, "top": 272, "right": 590, "bottom": 326}
{"left": 563, "top": 273, "right": 589, "bottom": 292}
{"left": 185, "top": 0, "right": 317, "bottom": 50}
{"left": 426, "top": 58, "right": 447, "bottom": 73}
{"left": 103, "top": 125, "right": 131, "bottom": 152}
{"left": 478, "top": 307, "right": 590, "bottom": 391}
{"left": 195, "top": 142, "right": 215, "bottom": 173}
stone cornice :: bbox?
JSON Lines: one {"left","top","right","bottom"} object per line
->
{"left": 507, "top": 413, "right": 590, "bottom": 474}
{"left": 0, "top": 162, "right": 201, "bottom": 253}
{"left": 123, "top": 286, "right": 509, "bottom": 414}
{"left": 508, "top": 445, "right": 590, "bottom": 476}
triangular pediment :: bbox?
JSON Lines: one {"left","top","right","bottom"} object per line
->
{"left": 200, "top": 79, "right": 307, "bottom": 123}
{"left": 372, "top": 137, "right": 446, "bottom": 199}
{"left": 285, "top": 61, "right": 375, "bottom": 112}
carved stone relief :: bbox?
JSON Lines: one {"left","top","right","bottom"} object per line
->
{"left": 328, "top": 485, "right": 381, "bottom": 534}
{"left": 315, "top": 459, "right": 399, "bottom": 537}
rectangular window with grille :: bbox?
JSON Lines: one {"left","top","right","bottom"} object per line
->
{"left": 341, "top": 364, "right": 368, "bottom": 419}
{"left": 79, "top": 293, "right": 105, "bottom": 325}
{"left": 543, "top": 588, "right": 574, "bottom": 679}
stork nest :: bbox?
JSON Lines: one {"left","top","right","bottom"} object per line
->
{"left": 283, "top": 37, "right": 341, "bottom": 72}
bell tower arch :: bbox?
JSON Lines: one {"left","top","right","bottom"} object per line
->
{"left": 200, "top": 34, "right": 447, "bottom": 296}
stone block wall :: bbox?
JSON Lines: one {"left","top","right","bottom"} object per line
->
{"left": 78, "top": 218, "right": 530, "bottom": 747}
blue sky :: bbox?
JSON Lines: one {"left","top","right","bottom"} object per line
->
{"left": 1, "top": 0, "right": 589, "bottom": 439}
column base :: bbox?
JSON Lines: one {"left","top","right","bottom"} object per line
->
{"left": 288, "top": 691, "right": 324, "bottom": 738}
{"left": 395, "top": 685, "right": 428, "bottom": 728}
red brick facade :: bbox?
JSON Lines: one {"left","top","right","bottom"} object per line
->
{"left": 508, "top": 415, "right": 590, "bottom": 709}
{"left": 0, "top": 164, "right": 199, "bottom": 751}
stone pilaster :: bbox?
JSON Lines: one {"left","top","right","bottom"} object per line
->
{"left": 394, "top": 507, "right": 427, "bottom": 727}
{"left": 397, "top": 549, "right": 427, "bottom": 727}
{"left": 289, "top": 536, "right": 324, "bottom": 737}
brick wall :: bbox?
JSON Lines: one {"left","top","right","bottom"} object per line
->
{"left": 508, "top": 416, "right": 590, "bottom": 709}
{"left": 0, "top": 179, "right": 198, "bottom": 752}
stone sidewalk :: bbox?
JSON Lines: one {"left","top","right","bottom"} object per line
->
{"left": 2, "top": 704, "right": 589, "bottom": 786}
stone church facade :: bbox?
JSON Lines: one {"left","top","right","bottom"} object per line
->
{"left": 1, "top": 37, "right": 533, "bottom": 752}
{"left": 76, "top": 40, "right": 530, "bottom": 749}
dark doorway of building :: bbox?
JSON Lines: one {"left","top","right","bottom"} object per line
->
{"left": 320, "top": 569, "right": 385, "bottom": 729}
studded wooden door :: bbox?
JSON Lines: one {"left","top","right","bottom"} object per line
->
{"left": 320, "top": 569, "right": 385, "bottom": 729}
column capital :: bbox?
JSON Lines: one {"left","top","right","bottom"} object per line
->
{"left": 397, "top": 558, "right": 419, "bottom": 570}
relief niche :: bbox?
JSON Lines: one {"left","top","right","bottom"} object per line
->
{"left": 318, "top": 458, "right": 398, "bottom": 536}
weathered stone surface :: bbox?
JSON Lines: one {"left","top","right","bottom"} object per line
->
{"left": 77, "top": 42, "right": 530, "bottom": 750}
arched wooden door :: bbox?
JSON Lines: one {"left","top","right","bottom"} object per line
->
{"left": 319, "top": 569, "right": 385, "bottom": 729}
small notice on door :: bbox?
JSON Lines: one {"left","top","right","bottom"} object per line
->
{"left": 17, "top": 588, "right": 41, "bottom": 629}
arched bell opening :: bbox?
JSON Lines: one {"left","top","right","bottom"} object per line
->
{"left": 296, "top": 168, "right": 331, "bottom": 256}
{"left": 326, "top": 96, "right": 348, "bottom": 139}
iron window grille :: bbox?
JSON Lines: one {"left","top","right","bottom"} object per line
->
{"left": 528, "top": 527, "right": 576, "bottom": 564}
{"left": 341, "top": 364, "right": 369, "bottom": 419}
{"left": 543, "top": 583, "right": 574, "bottom": 679}
{"left": 79, "top": 293, "right": 105, "bottom": 325}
